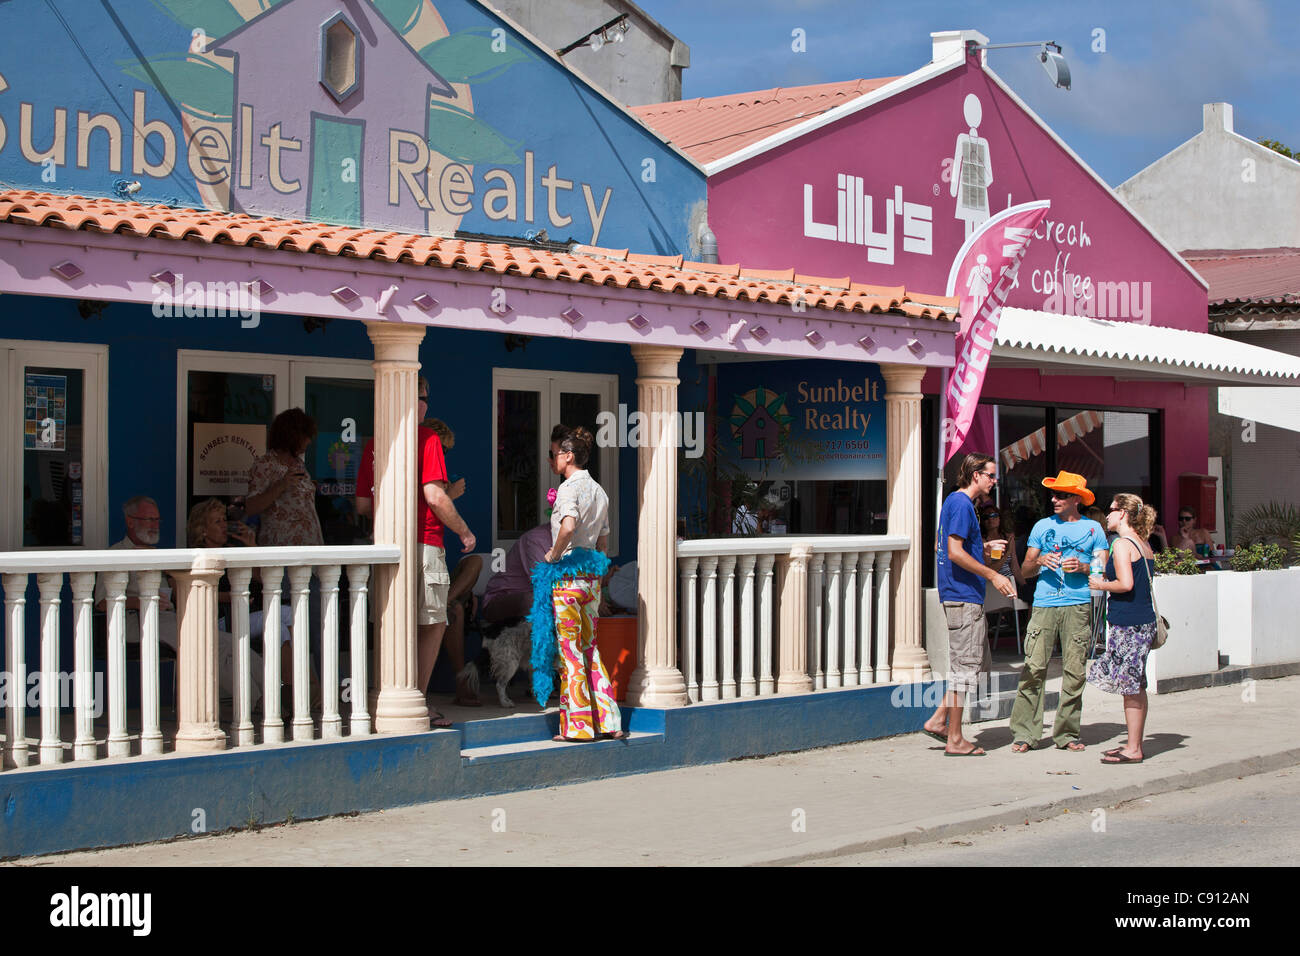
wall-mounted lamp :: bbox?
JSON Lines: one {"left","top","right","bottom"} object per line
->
{"left": 971, "top": 39, "right": 1071, "bottom": 90}
{"left": 556, "top": 14, "right": 630, "bottom": 57}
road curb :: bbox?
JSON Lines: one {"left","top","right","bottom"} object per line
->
{"left": 749, "top": 746, "right": 1300, "bottom": 866}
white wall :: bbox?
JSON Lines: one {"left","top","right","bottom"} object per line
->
{"left": 1118, "top": 104, "right": 1300, "bottom": 251}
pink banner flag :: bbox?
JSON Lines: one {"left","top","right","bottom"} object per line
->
{"left": 942, "top": 200, "right": 1051, "bottom": 464}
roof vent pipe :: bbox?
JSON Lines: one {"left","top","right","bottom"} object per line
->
{"left": 697, "top": 223, "right": 718, "bottom": 263}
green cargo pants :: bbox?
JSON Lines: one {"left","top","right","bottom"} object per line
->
{"left": 1009, "top": 603, "right": 1091, "bottom": 748}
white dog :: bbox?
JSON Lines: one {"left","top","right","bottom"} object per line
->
{"left": 458, "top": 620, "right": 536, "bottom": 708}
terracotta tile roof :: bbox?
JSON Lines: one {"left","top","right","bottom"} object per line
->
{"left": 0, "top": 190, "right": 957, "bottom": 320}
{"left": 632, "top": 78, "right": 899, "bottom": 165}
{"left": 1182, "top": 247, "right": 1300, "bottom": 307}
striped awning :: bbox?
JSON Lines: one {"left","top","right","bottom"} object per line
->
{"left": 1000, "top": 410, "right": 1104, "bottom": 471}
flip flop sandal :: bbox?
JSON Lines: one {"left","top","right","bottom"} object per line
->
{"left": 431, "top": 711, "right": 454, "bottom": 728}
{"left": 923, "top": 729, "right": 949, "bottom": 743}
{"left": 944, "top": 747, "right": 986, "bottom": 757}
{"left": 1011, "top": 742, "right": 1032, "bottom": 753}
{"left": 1100, "top": 753, "right": 1143, "bottom": 764}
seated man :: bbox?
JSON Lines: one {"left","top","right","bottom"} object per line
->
{"left": 95, "top": 495, "right": 262, "bottom": 708}
{"left": 481, "top": 523, "right": 553, "bottom": 624}
{"left": 1170, "top": 507, "right": 1214, "bottom": 553}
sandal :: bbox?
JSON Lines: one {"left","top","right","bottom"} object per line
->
{"left": 431, "top": 711, "right": 454, "bottom": 728}
{"left": 1060, "top": 741, "right": 1086, "bottom": 752}
{"left": 944, "top": 745, "right": 986, "bottom": 757}
{"left": 922, "top": 728, "right": 949, "bottom": 744}
{"left": 1100, "top": 752, "right": 1143, "bottom": 764}
{"left": 1011, "top": 741, "right": 1032, "bottom": 753}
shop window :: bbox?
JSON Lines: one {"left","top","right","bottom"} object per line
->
{"left": 492, "top": 369, "right": 619, "bottom": 553}
{"left": 2, "top": 341, "right": 108, "bottom": 549}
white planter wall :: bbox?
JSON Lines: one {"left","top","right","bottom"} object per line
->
{"left": 1147, "top": 574, "right": 1220, "bottom": 685}
{"left": 1216, "top": 567, "right": 1300, "bottom": 667}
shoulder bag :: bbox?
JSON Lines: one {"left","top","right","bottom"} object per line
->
{"left": 1124, "top": 535, "right": 1169, "bottom": 649}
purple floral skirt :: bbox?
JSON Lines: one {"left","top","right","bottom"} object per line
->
{"left": 1087, "top": 621, "right": 1155, "bottom": 696}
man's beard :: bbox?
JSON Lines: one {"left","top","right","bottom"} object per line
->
{"left": 136, "top": 527, "right": 160, "bottom": 546}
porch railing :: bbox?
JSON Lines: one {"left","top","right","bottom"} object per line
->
{"left": 0, "top": 545, "right": 398, "bottom": 768}
{"left": 676, "top": 536, "right": 909, "bottom": 702}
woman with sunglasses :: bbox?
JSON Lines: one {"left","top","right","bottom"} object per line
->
{"left": 1169, "top": 507, "right": 1213, "bottom": 554}
{"left": 1087, "top": 494, "right": 1159, "bottom": 764}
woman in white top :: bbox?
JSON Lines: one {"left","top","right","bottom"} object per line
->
{"left": 530, "top": 426, "right": 622, "bottom": 741}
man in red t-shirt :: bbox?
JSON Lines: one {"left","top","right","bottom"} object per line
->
{"left": 354, "top": 377, "right": 475, "bottom": 725}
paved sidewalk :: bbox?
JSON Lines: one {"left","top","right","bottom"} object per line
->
{"left": 17, "top": 676, "right": 1299, "bottom": 867}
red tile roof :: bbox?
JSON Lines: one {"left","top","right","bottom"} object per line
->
{"left": 0, "top": 190, "right": 956, "bottom": 320}
{"left": 1182, "top": 248, "right": 1300, "bottom": 307}
{"left": 632, "top": 78, "right": 898, "bottom": 165}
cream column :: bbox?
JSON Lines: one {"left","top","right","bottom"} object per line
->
{"left": 173, "top": 553, "right": 227, "bottom": 752}
{"left": 881, "top": 364, "right": 931, "bottom": 682}
{"left": 625, "top": 344, "right": 689, "bottom": 707}
{"left": 776, "top": 545, "right": 813, "bottom": 693}
{"left": 368, "top": 321, "right": 430, "bottom": 733}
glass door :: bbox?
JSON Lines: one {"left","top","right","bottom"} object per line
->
{"left": 492, "top": 368, "right": 619, "bottom": 551}
{"left": 177, "top": 352, "right": 288, "bottom": 547}
{"left": 3, "top": 343, "right": 108, "bottom": 549}
{"left": 293, "top": 363, "right": 374, "bottom": 546}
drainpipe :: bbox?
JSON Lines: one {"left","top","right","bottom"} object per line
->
{"left": 697, "top": 223, "right": 718, "bottom": 263}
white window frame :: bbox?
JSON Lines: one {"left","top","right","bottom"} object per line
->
{"left": 175, "top": 349, "right": 373, "bottom": 546}
{"left": 491, "top": 367, "right": 620, "bottom": 553}
{"left": 1, "top": 339, "right": 109, "bottom": 550}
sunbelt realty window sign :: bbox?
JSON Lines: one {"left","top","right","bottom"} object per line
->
{"left": 717, "top": 361, "right": 886, "bottom": 481}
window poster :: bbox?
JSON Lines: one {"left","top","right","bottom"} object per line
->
{"left": 24, "top": 373, "right": 67, "bottom": 451}
{"left": 716, "top": 360, "right": 887, "bottom": 481}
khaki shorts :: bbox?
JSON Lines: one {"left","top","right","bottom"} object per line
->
{"left": 419, "top": 544, "right": 450, "bottom": 626}
{"left": 943, "top": 601, "right": 991, "bottom": 696}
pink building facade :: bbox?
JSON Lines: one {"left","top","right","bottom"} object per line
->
{"left": 678, "top": 35, "right": 1211, "bottom": 523}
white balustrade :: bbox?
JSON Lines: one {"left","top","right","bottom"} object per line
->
{"left": 677, "top": 536, "right": 909, "bottom": 701}
{"left": 0, "top": 545, "right": 397, "bottom": 769}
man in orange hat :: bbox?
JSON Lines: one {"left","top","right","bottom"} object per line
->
{"left": 1009, "top": 471, "right": 1108, "bottom": 753}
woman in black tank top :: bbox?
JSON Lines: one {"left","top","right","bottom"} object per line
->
{"left": 1086, "top": 494, "right": 1159, "bottom": 765}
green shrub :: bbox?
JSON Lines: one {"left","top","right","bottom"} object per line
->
{"left": 1229, "top": 543, "right": 1287, "bottom": 572}
{"left": 1155, "top": 548, "right": 1201, "bottom": 575}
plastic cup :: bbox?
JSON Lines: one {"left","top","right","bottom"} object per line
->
{"left": 990, "top": 544, "right": 1004, "bottom": 560}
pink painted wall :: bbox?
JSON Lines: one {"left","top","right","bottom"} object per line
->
{"left": 708, "top": 53, "right": 1211, "bottom": 515}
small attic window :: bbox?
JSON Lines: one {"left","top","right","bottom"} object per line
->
{"left": 320, "top": 13, "right": 361, "bottom": 103}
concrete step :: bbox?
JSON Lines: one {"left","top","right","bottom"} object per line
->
{"left": 460, "top": 730, "right": 666, "bottom": 766}
{"left": 456, "top": 705, "right": 665, "bottom": 764}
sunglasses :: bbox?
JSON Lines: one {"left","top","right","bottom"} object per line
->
{"left": 979, "top": 471, "right": 998, "bottom": 482}
{"left": 1050, "top": 492, "right": 1076, "bottom": 501}
{"left": 1179, "top": 515, "right": 1193, "bottom": 522}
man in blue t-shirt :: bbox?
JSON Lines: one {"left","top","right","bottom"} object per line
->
{"left": 1009, "top": 471, "right": 1108, "bottom": 753}
{"left": 922, "top": 453, "right": 1016, "bottom": 756}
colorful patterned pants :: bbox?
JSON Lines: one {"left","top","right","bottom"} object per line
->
{"left": 553, "top": 575, "right": 621, "bottom": 740}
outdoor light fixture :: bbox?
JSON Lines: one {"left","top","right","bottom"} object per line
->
{"left": 970, "top": 39, "right": 1071, "bottom": 90}
{"left": 556, "top": 14, "right": 630, "bottom": 58}
{"left": 412, "top": 293, "right": 439, "bottom": 312}
{"left": 627, "top": 312, "right": 649, "bottom": 331}
{"left": 690, "top": 318, "right": 710, "bottom": 336}
{"left": 561, "top": 306, "right": 583, "bottom": 325}
{"left": 804, "top": 329, "right": 824, "bottom": 346}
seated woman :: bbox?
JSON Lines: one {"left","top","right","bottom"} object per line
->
{"left": 187, "top": 498, "right": 306, "bottom": 697}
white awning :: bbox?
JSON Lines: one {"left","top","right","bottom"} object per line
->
{"left": 1219, "top": 386, "right": 1300, "bottom": 434}
{"left": 991, "top": 308, "right": 1300, "bottom": 385}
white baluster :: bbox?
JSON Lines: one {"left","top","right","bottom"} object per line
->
{"left": 825, "top": 552, "right": 843, "bottom": 688}
{"left": 136, "top": 570, "right": 164, "bottom": 756}
{"left": 718, "top": 554, "right": 737, "bottom": 699}
{"left": 37, "top": 572, "right": 63, "bottom": 765}
{"left": 347, "top": 565, "right": 371, "bottom": 736}
{"left": 738, "top": 554, "right": 757, "bottom": 697}
{"left": 261, "top": 566, "right": 285, "bottom": 743}
{"left": 678, "top": 557, "right": 699, "bottom": 703}
{"left": 101, "top": 571, "right": 131, "bottom": 758}
{"left": 227, "top": 568, "right": 255, "bottom": 747}
{"left": 859, "top": 553, "right": 876, "bottom": 685}
{"left": 288, "top": 566, "right": 314, "bottom": 741}
{"left": 842, "top": 554, "right": 859, "bottom": 687}
{"left": 318, "top": 565, "right": 342, "bottom": 739}
{"left": 699, "top": 555, "right": 719, "bottom": 701}
{"left": 807, "top": 552, "right": 825, "bottom": 690}
{"left": 757, "top": 554, "right": 775, "bottom": 695}
{"left": 3, "top": 573, "right": 30, "bottom": 768}
{"left": 874, "top": 551, "right": 893, "bottom": 684}
{"left": 70, "top": 572, "right": 97, "bottom": 761}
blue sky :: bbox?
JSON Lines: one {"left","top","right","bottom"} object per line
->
{"left": 640, "top": 0, "right": 1300, "bottom": 185}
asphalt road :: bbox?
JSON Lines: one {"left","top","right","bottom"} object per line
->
{"left": 807, "top": 765, "right": 1300, "bottom": 866}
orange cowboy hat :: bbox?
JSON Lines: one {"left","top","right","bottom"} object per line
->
{"left": 1042, "top": 470, "right": 1095, "bottom": 506}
